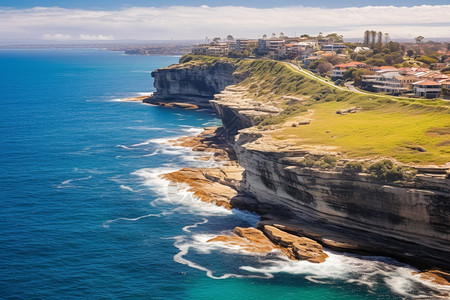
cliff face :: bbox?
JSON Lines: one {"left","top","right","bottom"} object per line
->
{"left": 211, "top": 87, "right": 450, "bottom": 270}
{"left": 151, "top": 60, "right": 450, "bottom": 270}
{"left": 150, "top": 62, "right": 238, "bottom": 107}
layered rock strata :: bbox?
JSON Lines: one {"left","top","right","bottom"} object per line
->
{"left": 208, "top": 225, "right": 327, "bottom": 263}
{"left": 150, "top": 60, "right": 449, "bottom": 271}
{"left": 210, "top": 86, "right": 450, "bottom": 271}
{"left": 147, "top": 61, "right": 238, "bottom": 108}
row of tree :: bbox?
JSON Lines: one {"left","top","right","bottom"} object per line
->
{"left": 363, "top": 30, "right": 390, "bottom": 48}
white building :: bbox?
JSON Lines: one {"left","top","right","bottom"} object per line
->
{"left": 413, "top": 80, "right": 442, "bottom": 98}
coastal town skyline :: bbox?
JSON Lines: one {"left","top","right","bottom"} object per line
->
{"left": 1, "top": 1, "right": 449, "bottom": 42}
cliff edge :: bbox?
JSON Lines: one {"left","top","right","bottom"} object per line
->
{"left": 151, "top": 55, "right": 450, "bottom": 270}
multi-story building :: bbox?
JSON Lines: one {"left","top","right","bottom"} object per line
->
{"left": 234, "top": 39, "right": 257, "bottom": 51}
{"left": 413, "top": 80, "right": 442, "bottom": 98}
{"left": 321, "top": 44, "right": 347, "bottom": 51}
{"left": 257, "top": 38, "right": 285, "bottom": 55}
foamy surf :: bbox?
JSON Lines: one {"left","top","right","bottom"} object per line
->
{"left": 57, "top": 176, "right": 92, "bottom": 188}
{"left": 132, "top": 167, "right": 231, "bottom": 217}
{"left": 102, "top": 210, "right": 174, "bottom": 228}
{"left": 239, "top": 250, "right": 449, "bottom": 298}
{"left": 172, "top": 234, "right": 273, "bottom": 280}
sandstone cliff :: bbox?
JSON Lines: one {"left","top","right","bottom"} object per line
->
{"left": 211, "top": 86, "right": 450, "bottom": 270}
{"left": 151, "top": 59, "right": 450, "bottom": 271}
{"left": 149, "top": 61, "right": 238, "bottom": 108}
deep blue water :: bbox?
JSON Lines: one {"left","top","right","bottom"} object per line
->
{"left": 0, "top": 50, "right": 445, "bottom": 299}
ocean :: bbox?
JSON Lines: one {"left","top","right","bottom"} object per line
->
{"left": 0, "top": 49, "right": 446, "bottom": 299}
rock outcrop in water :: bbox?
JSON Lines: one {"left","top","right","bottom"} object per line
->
{"left": 151, "top": 59, "right": 450, "bottom": 271}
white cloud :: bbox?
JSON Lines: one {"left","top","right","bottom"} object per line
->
{"left": 79, "top": 34, "right": 114, "bottom": 40}
{"left": 42, "top": 33, "right": 72, "bottom": 41}
{"left": 0, "top": 5, "right": 449, "bottom": 41}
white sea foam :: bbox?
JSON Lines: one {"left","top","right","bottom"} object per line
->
{"left": 238, "top": 250, "right": 449, "bottom": 298}
{"left": 172, "top": 234, "right": 273, "bottom": 280}
{"left": 125, "top": 126, "right": 166, "bottom": 131}
{"left": 57, "top": 176, "right": 92, "bottom": 188}
{"left": 116, "top": 144, "right": 133, "bottom": 150}
{"left": 102, "top": 210, "right": 173, "bottom": 228}
{"left": 183, "top": 218, "right": 208, "bottom": 233}
{"left": 136, "top": 92, "right": 153, "bottom": 96}
{"left": 132, "top": 167, "right": 231, "bottom": 216}
{"left": 119, "top": 185, "right": 134, "bottom": 192}
{"left": 181, "top": 127, "right": 204, "bottom": 135}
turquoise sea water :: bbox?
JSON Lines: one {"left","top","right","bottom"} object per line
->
{"left": 0, "top": 50, "right": 446, "bottom": 299}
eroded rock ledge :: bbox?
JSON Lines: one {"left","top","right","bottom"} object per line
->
{"left": 208, "top": 225, "right": 328, "bottom": 263}
{"left": 210, "top": 85, "right": 450, "bottom": 271}
{"left": 149, "top": 60, "right": 449, "bottom": 273}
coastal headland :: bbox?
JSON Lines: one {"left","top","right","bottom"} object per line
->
{"left": 147, "top": 54, "right": 450, "bottom": 279}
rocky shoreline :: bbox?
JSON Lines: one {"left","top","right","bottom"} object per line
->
{"left": 161, "top": 126, "right": 329, "bottom": 264}
{"left": 145, "top": 57, "right": 449, "bottom": 286}
{"left": 159, "top": 124, "right": 449, "bottom": 287}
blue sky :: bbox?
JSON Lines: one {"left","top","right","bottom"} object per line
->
{"left": 3, "top": 0, "right": 450, "bottom": 9}
{"left": 0, "top": 1, "right": 449, "bottom": 42}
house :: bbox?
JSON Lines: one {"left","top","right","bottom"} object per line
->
{"left": 413, "top": 80, "right": 442, "bottom": 98}
{"left": 321, "top": 44, "right": 347, "bottom": 51}
{"left": 257, "top": 38, "right": 285, "bottom": 55}
{"left": 234, "top": 39, "right": 257, "bottom": 51}
{"left": 361, "top": 70, "right": 418, "bottom": 95}
{"left": 331, "top": 61, "right": 367, "bottom": 79}
{"left": 440, "top": 79, "right": 450, "bottom": 99}
{"left": 192, "top": 42, "right": 229, "bottom": 56}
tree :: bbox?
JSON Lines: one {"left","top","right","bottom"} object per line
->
{"left": 363, "top": 30, "right": 370, "bottom": 46}
{"left": 343, "top": 68, "right": 374, "bottom": 86}
{"left": 212, "top": 37, "right": 221, "bottom": 43}
{"left": 262, "top": 34, "right": 267, "bottom": 39}
{"left": 377, "top": 31, "right": 383, "bottom": 47}
{"left": 417, "top": 55, "right": 438, "bottom": 65}
{"left": 271, "top": 32, "right": 276, "bottom": 37}
{"left": 226, "top": 35, "right": 234, "bottom": 41}
{"left": 406, "top": 49, "right": 415, "bottom": 57}
{"left": 415, "top": 36, "right": 424, "bottom": 43}
{"left": 384, "top": 33, "right": 390, "bottom": 44}
{"left": 370, "top": 30, "right": 377, "bottom": 48}
{"left": 317, "top": 62, "right": 333, "bottom": 75}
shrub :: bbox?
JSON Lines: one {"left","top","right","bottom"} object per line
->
{"left": 344, "top": 161, "right": 366, "bottom": 173}
{"left": 322, "top": 155, "right": 338, "bottom": 167}
{"left": 298, "top": 157, "right": 316, "bottom": 168}
{"left": 368, "top": 160, "right": 404, "bottom": 182}
{"left": 417, "top": 56, "right": 438, "bottom": 65}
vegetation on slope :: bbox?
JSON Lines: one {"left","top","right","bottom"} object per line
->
{"left": 178, "top": 55, "right": 450, "bottom": 165}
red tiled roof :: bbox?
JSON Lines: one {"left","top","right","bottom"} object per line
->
{"left": 379, "top": 66, "right": 397, "bottom": 70}
{"left": 413, "top": 80, "right": 442, "bottom": 86}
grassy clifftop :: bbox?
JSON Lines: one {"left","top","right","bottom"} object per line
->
{"left": 178, "top": 55, "right": 450, "bottom": 165}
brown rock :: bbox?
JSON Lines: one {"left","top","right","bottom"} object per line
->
{"left": 207, "top": 227, "right": 282, "bottom": 254}
{"left": 262, "top": 225, "right": 328, "bottom": 263}
{"left": 416, "top": 270, "right": 450, "bottom": 286}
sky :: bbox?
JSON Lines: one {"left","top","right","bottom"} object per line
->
{"left": 1, "top": 1, "right": 449, "bottom": 42}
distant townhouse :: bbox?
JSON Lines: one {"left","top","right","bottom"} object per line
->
{"left": 192, "top": 42, "right": 229, "bottom": 56}
{"left": 361, "top": 68, "right": 419, "bottom": 95}
{"left": 413, "top": 80, "right": 442, "bottom": 98}
{"left": 441, "top": 79, "right": 450, "bottom": 99}
{"left": 321, "top": 44, "right": 347, "bottom": 51}
{"left": 234, "top": 39, "right": 257, "bottom": 51}
{"left": 257, "top": 38, "right": 285, "bottom": 55}
{"left": 331, "top": 61, "right": 367, "bottom": 79}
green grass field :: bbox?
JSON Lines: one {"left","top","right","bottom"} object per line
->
{"left": 278, "top": 101, "right": 450, "bottom": 165}
{"left": 179, "top": 55, "right": 450, "bottom": 165}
